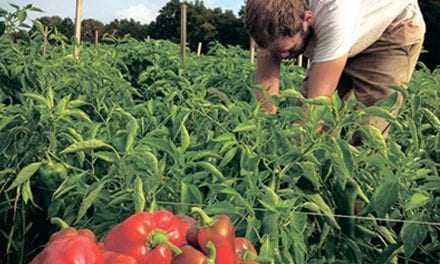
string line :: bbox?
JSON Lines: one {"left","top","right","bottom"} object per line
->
{"left": 156, "top": 201, "right": 440, "bottom": 227}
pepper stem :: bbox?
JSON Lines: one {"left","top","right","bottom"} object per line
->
{"left": 50, "top": 217, "right": 70, "bottom": 230}
{"left": 191, "top": 207, "right": 214, "bottom": 226}
{"left": 149, "top": 229, "right": 183, "bottom": 255}
{"left": 243, "top": 250, "right": 272, "bottom": 263}
{"left": 206, "top": 241, "right": 217, "bottom": 264}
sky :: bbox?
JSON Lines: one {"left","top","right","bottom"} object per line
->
{"left": 0, "top": 0, "right": 244, "bottom": 24}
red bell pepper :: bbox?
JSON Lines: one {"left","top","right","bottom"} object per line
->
{"left": 103, "top": 250, "right": 138, "bottom": 264}
{"left": 103, "top": 210, "right": 185, "bottom": 263}
{"left": 172, "top": 242, "right": 216, "bottom": 264}
{"left": 98, "top": 244, "right": 138, "bottom": 264}
{"left": 234, "top": 238, "right": 259, "bottom": 264}
{"left": 176, "top": 215, "right": 200, "bottom": 248}
{"left": 31, "top": 218, "right": 104, "bottom": 264}
{"left": 191, "top": 207, "right": 237, "bottom": 264}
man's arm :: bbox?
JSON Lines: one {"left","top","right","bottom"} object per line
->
{"left": 304, "top": 56, "right": 348, "bottom": 98}
{"left": 255, "top": 48, "right": 281, "bottom": 114}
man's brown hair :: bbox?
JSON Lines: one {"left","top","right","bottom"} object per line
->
{"left": 245, "top": 0, "right": 308, "bottom": 49}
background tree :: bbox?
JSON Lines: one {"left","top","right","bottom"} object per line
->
{"left": 148, "top": 0, "right": 248, "bottom": 52}
{"left": 104, "top": 19, "right": 149, "bottom": 39}
{"left": 58, "top": 18, "right": 74, "bottom": 39}
{"left": 37, "top": 16, "right": 62, "bottom": 28}
{"left": 82, "top": 18, "right": 104, "bottom": 42}
{"left": 148, "top": 0, "right": 180, "bottom": 43}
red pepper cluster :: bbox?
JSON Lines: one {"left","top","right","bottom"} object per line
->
{"left": 31, "top": 208, "right": 264, "bottom": 264}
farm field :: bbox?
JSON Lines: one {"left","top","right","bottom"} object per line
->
{"left": 1, "top": 17, "right": 440, "bottom": 264}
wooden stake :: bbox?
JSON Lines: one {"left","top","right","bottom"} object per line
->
{"left": 180, "top": 2, "right": 187, "bottom": 66}
{"left": 298, "top": 54, "right": 303, "bottom": 67}
{"left": 74, "top": 0, "right": 83, "bottom": 59}
{"left": 43, "top": 26, "right": 48, "bottom": 56}
{"left": 197, "top": 42, "right": 202, "bottom": 56}
{"left": 94, "top": 30, "right": 99, "bottom": 47}
{"left": 250, "top": 38, "right": 256, "bottom": 64}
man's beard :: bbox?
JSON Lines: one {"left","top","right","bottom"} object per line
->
{"left": 289, "top": 28, "right": 314, "bottom": 59}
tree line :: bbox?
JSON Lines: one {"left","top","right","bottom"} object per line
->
{"left": 37, "top": 0, "right": 439, "bottom": 68}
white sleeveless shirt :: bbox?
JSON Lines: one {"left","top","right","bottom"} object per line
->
{"left": 304, "top": 0, "right": 426, "bottom": 63}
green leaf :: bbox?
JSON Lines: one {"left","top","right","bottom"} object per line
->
{"left": 117, "top": 109, "right": 138, "bottom": 153}
{"left": 180, "top": 181, "right": 190, "bottom": 212}
{"left": 361, "top": 125, "right": 388, "bottom": 158}
{"left": 179, "top": 123, "right": 190, "bottom": 152}
{"left": 68, "top": 98, "right": 87, "bottom": 108}
{"left": 140, "top": 151, "right": 160, "bottom": 176}
{"left": 233, "top": 122, "right": 257, "bottom": 133}
{"left": 53, "top": 172, "right": 86, "bottom": 200}
{"left": 372, "top": 179, "right": 399, "bottom": 218}
{"left": 299, "top": 162, "right": 321, "bottom": 188}
{"left": 61, "top": 139, "right": 113, "bottom": 154}
{"left": 23, "top": 93, "right": 50, "bottom": 109}
{"left": 0, "top": 115, "right": 16, "bottom": 131}
{"left": 9, "top": 4, "right": 20, "bottom": 10}
{"left": 303, "top": 202, "right": 321, "bottom": 212}
{"left": 306, "top": 194, "right": 339, "bottom": 229}
{"left": 373, "top": 244, "right": 401, "bottom": 264}
{"left": 346, "top": 238, "right": 362, "bottom": 264}
{"left": 188, "top": 185, "right": 203, "bottom": 204}
{"left": 259, "top": 235, "right": 275, "bottom": 261}
{"left": 304, "top": 96, "right": 331, "bottom": 106}
{"left": 376, "top": 226, "right": 397, "bottom": 244}
{"left": 331, "top": 139, "right": 352, "bottom": 187}
{"left": 401, "top": 221, "right": 428, "bottom": 258}
{"left": 213, "top": 133, "right": 235, "bottom": 142}
{"left": 22, "top": 180, "right": 36, "bottom": 206}
{"left": 421, "top": 108, "right": 440, "bottom": 132}
{"left": 16, "top": 9, "right": 27, "bottom": 23}
{"left": 220, "top": 147, "right": 238, "bottom": 167}
{"left": 362, "top": 106, "right": 396, "bottom": 122}
{"left": 8, "top": 162, "right": 42, "bottom": 191}
{"left": 133, "top": 177, "right": 145, "bottom": 213}
{"left": 405, "top": 191, "right": 431, "bottom": 211}
{"left": 33, "top": 20, "right": 44, "bottom": 34}
{"left": 75, "top": 183, "right": 104, "bottom": 224}
{"left": 281, "top": 88, "right": 304, "bottom": 99}
{"left": 29, "top": 6, "right": 44, "bottom": 12}
{"left": 60, "top": 109, "right": 92, "bottom": 123}
{"left": 141, "top": 137, "right": 176, "bottom": 159}
{"left": 195, "top": 162, "right": 225, "bottom": 180}
{"left": 95, "top": 151, "right": 119, "bottom": 163}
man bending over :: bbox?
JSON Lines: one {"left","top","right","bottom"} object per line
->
{"left": 245, "top": 0, "right": 425, "bottom": 137}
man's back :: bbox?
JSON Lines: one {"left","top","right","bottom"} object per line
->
{"left": 304, "top": 0, "right": 425, "bottom": 63}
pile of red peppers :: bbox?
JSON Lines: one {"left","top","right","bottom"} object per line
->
{"left": 31, "top": 208, "right": 266, "bottom": 264}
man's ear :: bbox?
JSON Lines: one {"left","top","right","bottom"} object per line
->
{"left": 302, "top": 10, "right": 313, "bottom": 31}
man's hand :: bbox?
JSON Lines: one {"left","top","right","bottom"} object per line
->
{"left": 255, "top": 48, "right": 282, "bottom": 114}
{"left": 303, "top": 56, "right": 348, "bottom": 98}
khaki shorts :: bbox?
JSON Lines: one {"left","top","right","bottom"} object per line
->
{"left": 305, "top": 14, "right": 425, "bottom": 139}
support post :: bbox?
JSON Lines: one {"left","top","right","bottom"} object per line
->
{"left": 94, "top": 30, "right": 99, "bottom": 47}
{"left": 197, "top": 42, "right": 202, "bottom": 56}
{"left": 43, "top": 26, "right": 48, "bottom": 56}
{"left": 74, "top": 0, "right": 83, "bottom": 59}
{"left": 298, "top": 55, "right": 303, "bottom": 67}
{"left": 250, "top": 38, "right": 256, "bottom": 64}
{"left": 180, "top": 1, "right": 187, "bottom": 66}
